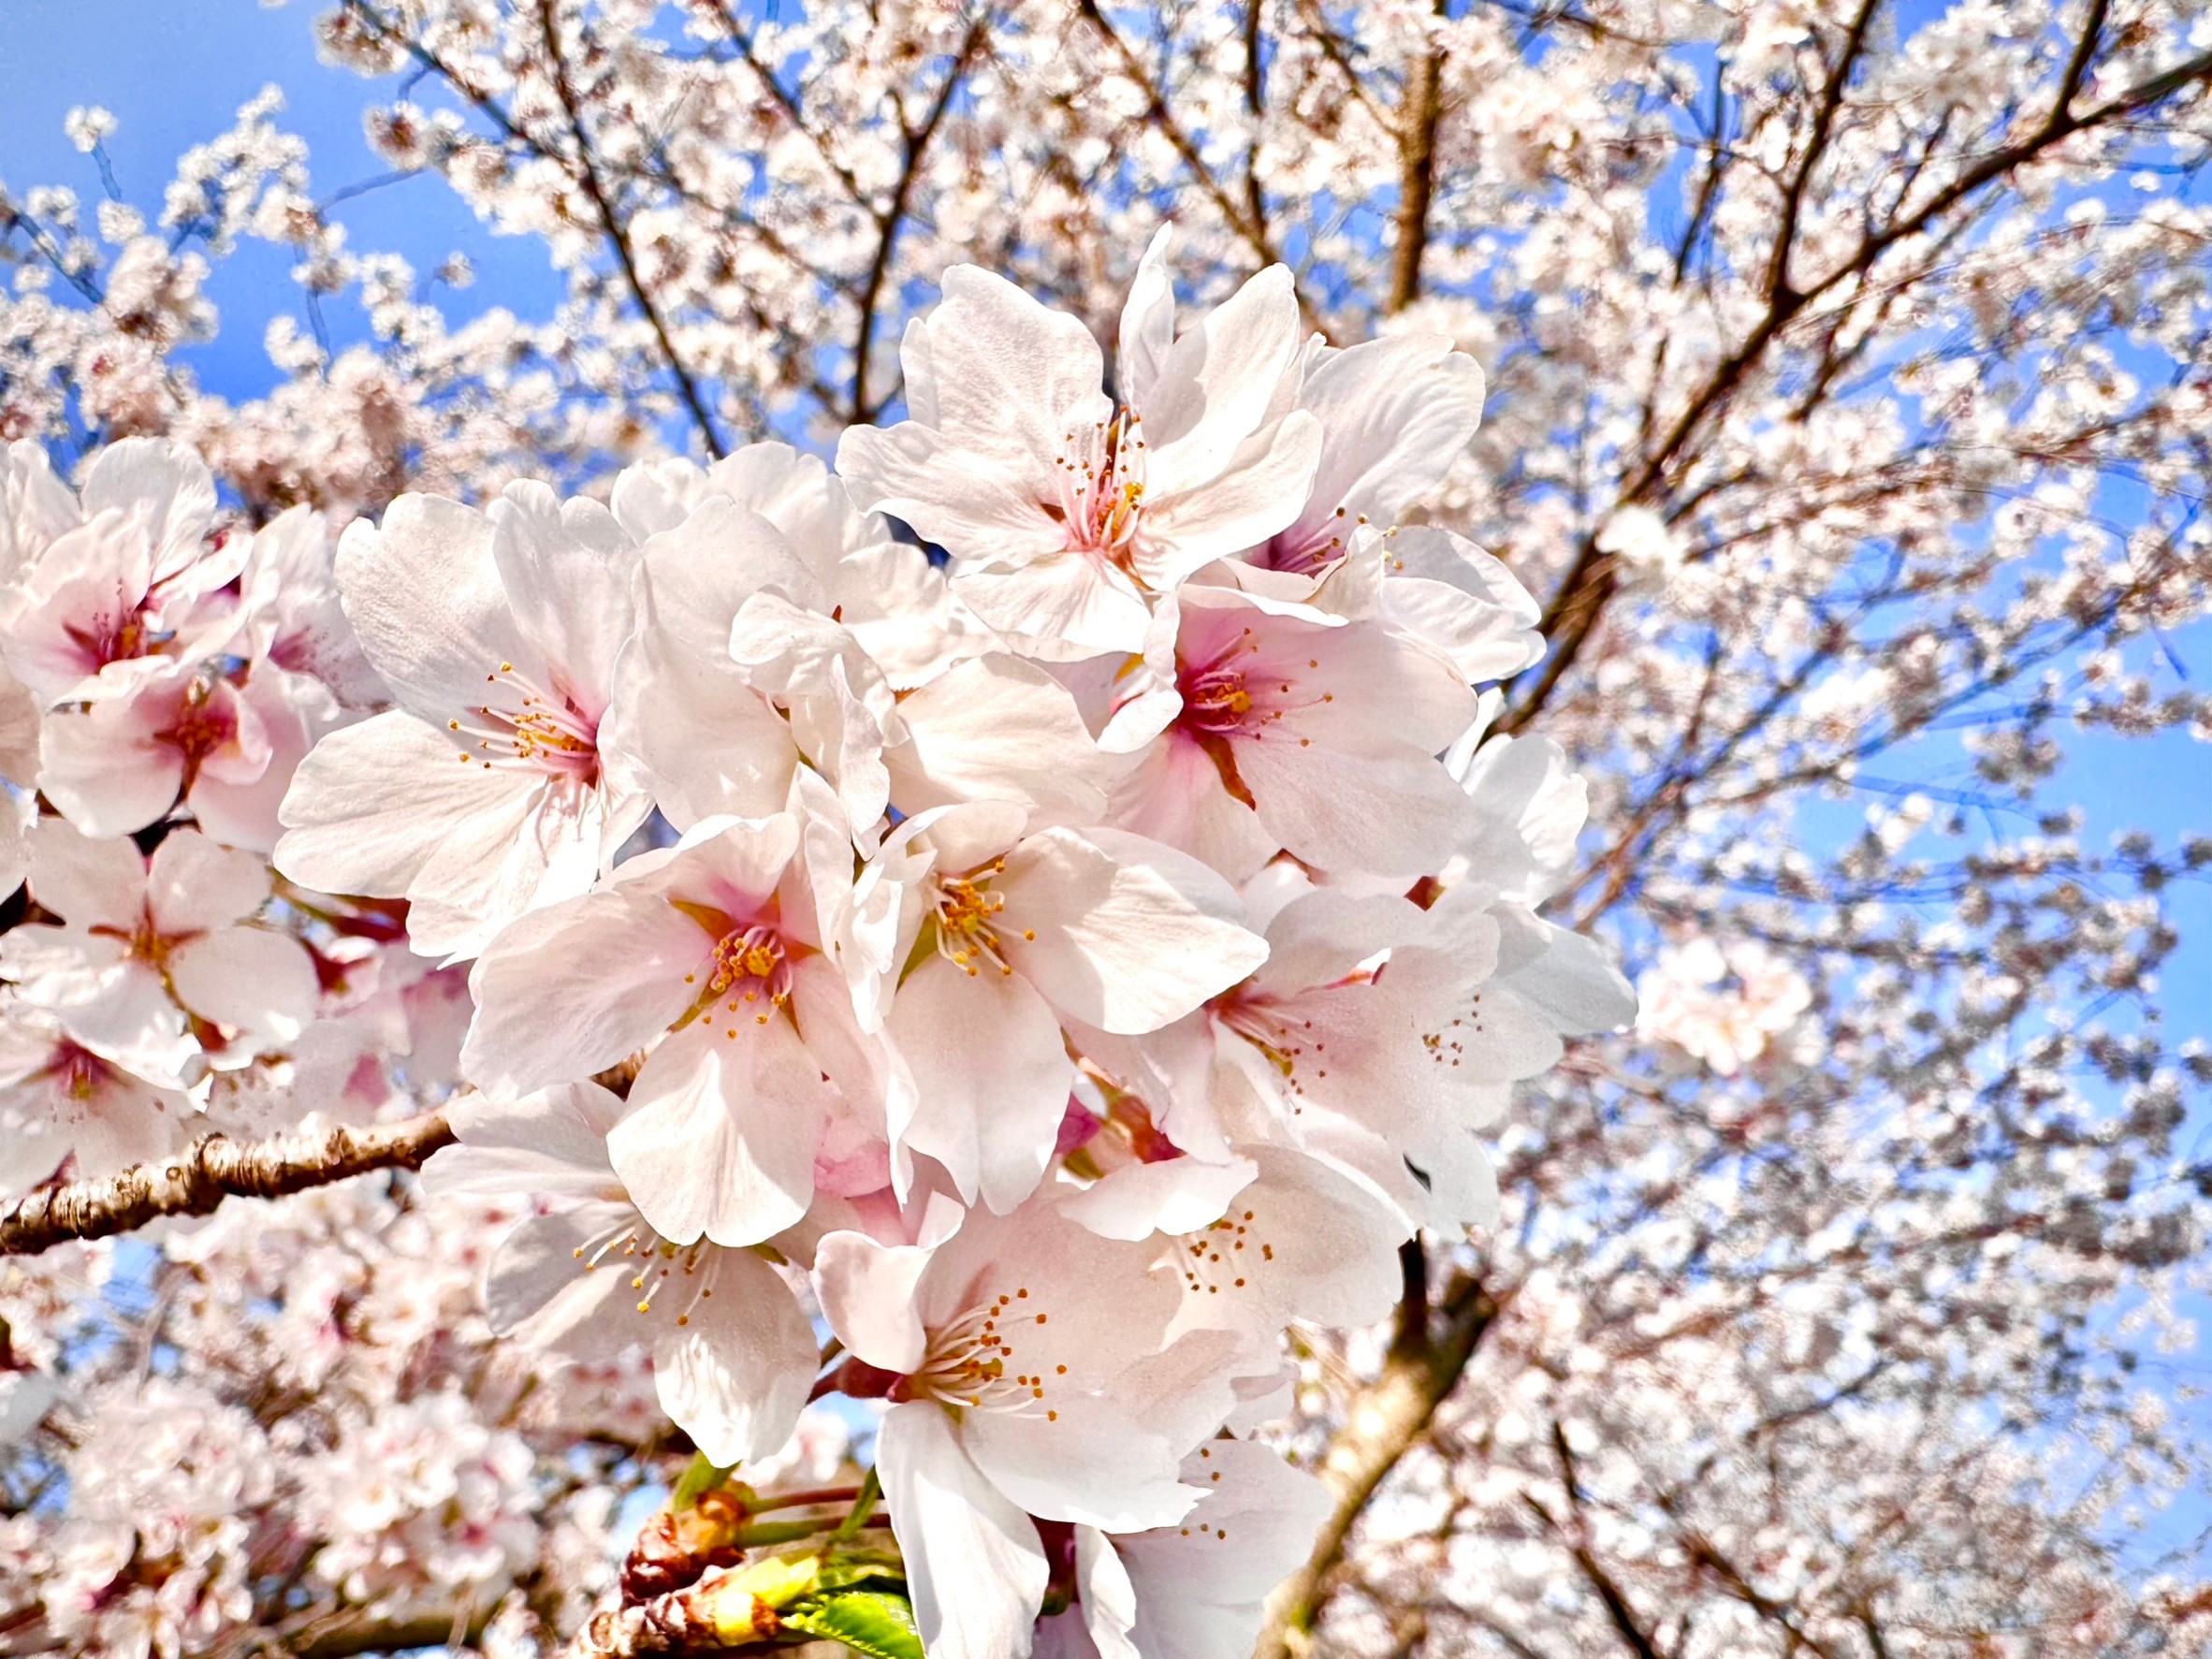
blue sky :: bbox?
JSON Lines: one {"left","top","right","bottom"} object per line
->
{"left": 7, "top": 0, "right": 2210, "bottom": 1570}
{"left": 0, "top": 0, "right": 567, "bottom": 402}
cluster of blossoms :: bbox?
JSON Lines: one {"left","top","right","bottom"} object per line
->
{"left": 11, "top": 0, "right": 2212, "bottom": 1652}
{"left": 0, "top": 238, "right": 1628, "bottom": 1659}
{"left": 0, "top": 1170, "right": 866, "bottom": 1656}
{"left": 0, "top": 434, "right": 405, "bottom": 1189}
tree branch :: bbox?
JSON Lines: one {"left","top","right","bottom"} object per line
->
{"left": 705, "top": 0, "right": 868, "bottom": 206}
{"left": 1535, "top": 1421, "right": 1666, "bottom": 1659}
{"left": 1243, "top": 0, "right": 1272, "bottom": 260}
{"left": 1388, "top": 0, "right": 1450, "bottom": 313}
{"left": 1076, "top": 0, "right": 1284, "bottom": 271}
{"left": 282, "top": 1601, "right": 491, "bottom": 1659}
{"left": 1495, "top": 26, "right": 2212, "bottom": 738}
{"left": 849, "top": 17, "right": 986, "bottom": 425}
{"left": 1253, "top": 1273, "right": 1502, "bottom": 1659}
{"left": 1390, "top": 1237, "right": 1431, "bottom": 1360}
{"left": 1764, "top": 0, "right": 1882, "bottom": 301}
{"left": 536, "top": 0, "right": 727, "bottom": 458}
{"left": 0, "top": 1110, "right": 456, "bottom": 1257}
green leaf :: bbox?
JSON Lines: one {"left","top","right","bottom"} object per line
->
{"left": 828, "top": 1467, "right": 883, "bottom": 1543}
{"left": 808, "top": 1554, "right": 906, "bottom": 1594}
{"left": 670, "top": 1452, "right": 737, "bottom": 1510}
{"left": 783, "top": 1589, "right": 926, "bottom": 1659}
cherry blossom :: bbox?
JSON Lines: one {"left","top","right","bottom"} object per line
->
{"left": 1034, "top": 1438, "right": 1332, "bottom": 1659}
{"left": 1637, "top": 935, "right": 1816, "bottom": 1076}
{"left": 461, "top": 804, "right": 884, "bottom": 1246}
{"left": 422, "top": 1082, "right": 819, "bottom": 1468}
{"left": 837, "top": 237, "right": 1322, "bottom": 660}
{"left": 0, "top": 1002, "right": 195, "bottom": 1201}
{"left": 817, "top": 1199, "right": 1233, "bottom": 1659}
{"left": 1, "top": 3, "right": 2205, "bottom": 1652}
{"left": 1107, "top": 585, "right": 1484, "bottom": 880}
{"left": 862, "top": 801, "right": 1270, "bottom": 1211}
{"left": 37, "top": 654, "right": 340, "bottom": 851}
{"left": 1, "top": 819, "right": 318, "bottom": 1081}
{"left": 0, "top": 438, "right": 239, "bottom": 710}
{"left": 273, "top": 484, "right": 653, "bottom": 958}
{"left": 1068, "top": 1143, "right": 1409, "bottom": 1361}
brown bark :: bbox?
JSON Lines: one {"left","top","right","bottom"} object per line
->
{"left": 283, "top": 1602, "right": 491, "bottom": 1659}
{"left": 1251, "top": 1273, "right": 1502, "bottom": 1659}
{"left": 1387, "top": 0, "right": 1450, "bottom": 314}
{"left": 0, "top": 1110, "right": 455, "bottom": 1257}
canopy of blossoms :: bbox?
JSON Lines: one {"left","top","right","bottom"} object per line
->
{"left": 6, "top": 2, "right": 2212, "bottom": 1657}
{"left": 0, "top": 240, "right": 1630, "bottom": 1659}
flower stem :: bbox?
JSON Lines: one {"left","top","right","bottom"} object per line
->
{"left": 828, "top": 1467, "right": 882, "bottom": 1543}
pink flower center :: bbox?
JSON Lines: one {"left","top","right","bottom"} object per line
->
{"left": 1175, "top": 627, "right": 1335, "bottom": 744}
{"left": 707, "top": 924, "right": 793, "bottom": 1014}
{"left": 675, "top": 903, "right": 799, "bottom": 1033}
{"left": 46, "top": 1040, "right": 117, "bottom": 1103}
{"left": 1250, "top": 505, "right": 1354, "bottom": 577}
{"left": 152, "top": 677, "right": 240, "bottom": 788}
{"left": 63, "top": 605, "right": 162, "bottom": 675}
{"left": 896, "top": 1286, "right": 1065, "bottom": 1421}
{"left": 1179, "top": 663, "right": 1261, "bottom": 736}
{"left": 931, "top": 859, "right": 1032, "bottom": 979}
{"left": 448, "top": 662, "right": 602, "bottom": 784}
{"left": 1050, "top": 412, "right": 1145, "bottom": 564}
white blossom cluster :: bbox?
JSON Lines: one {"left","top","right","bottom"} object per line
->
{"left": 0, "top": 240, "right": 1629, "bottom": 1658}
{"left": 313, "top": 239, "right": 1628, "bottom": 1658}
{"left": 7, "top": 0, "right": 2212, "bottom": 1655}
{"left": 0, "top": 1176, "right": 703, "bottom": 1657}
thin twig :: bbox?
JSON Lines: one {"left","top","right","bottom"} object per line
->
{"left": 1387, "top": 0, "right": 1450, "bottom": 313}
{"left": 1496, "top": 25, "right": 2212, "bottom": 737}
{"left": 536, "top": 0, "right": 727, "bottom": 458}
{"left": 849, "top": 17, "right": 986, "bottom": 425}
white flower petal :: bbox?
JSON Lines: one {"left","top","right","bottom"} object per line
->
{"left": 461, "top": 889, "right": 706, "bottom": 1098}
{"left": 1290, "top": 338, "right": 1485, "bottom": 537}
{"left": 962, "top": 1394, "right": 1199, "bottom": 1531}
{"left": 812, "top": 1227, "right": 941, "bottom": 1374}
{"left": 653, "top": 1248, "right": 815, "bottom": 1466}
{"left": 879, "top": 1403, "right": 1049, "bottom": 1659}
{"left": 1057, "top": 1156, "right": 1258, "bottom": 1242}
{"left": 997, "top": 827, "right": 1269, "bottom": 1035}
{"left": 836, "top": 423, "right": 1066, "bottom": 560}
{"left": 483, "top": 1204, "right": 636, "bottom": 1350}
{"left": 887, "top": 653, "right": 1111, "bottom": 825}
{"left": 144, "top": 829, "right": 269, "bottom": 933}
{"left": 888, "top": 952, "right": 1071, "bottom": 1213}
{"left": 607, "top": 1016, "right": 829, "bottom": 1246}
{"left": 167, "top": 927, "right": 320, "bottom": 1048}
{"left": 488, "top": 482, "right": 639, "bottom": 699}
{"left": 335, "top": 496, "right": 536, "bottom": 718}
{"left": 1115, "top": 225, "right": 1178, "bottom": 410}
{"left": 422, "top": 1082, "right": 629, "bottom": 1202}
{"left": 25, "top": 818, "right": 144, "bottom": 931}
{"left": 275, "top": 711, "right": 528, "bottom": 899}
{"left": 1139, "top": 411, "right": 1323, "bottom": 589}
